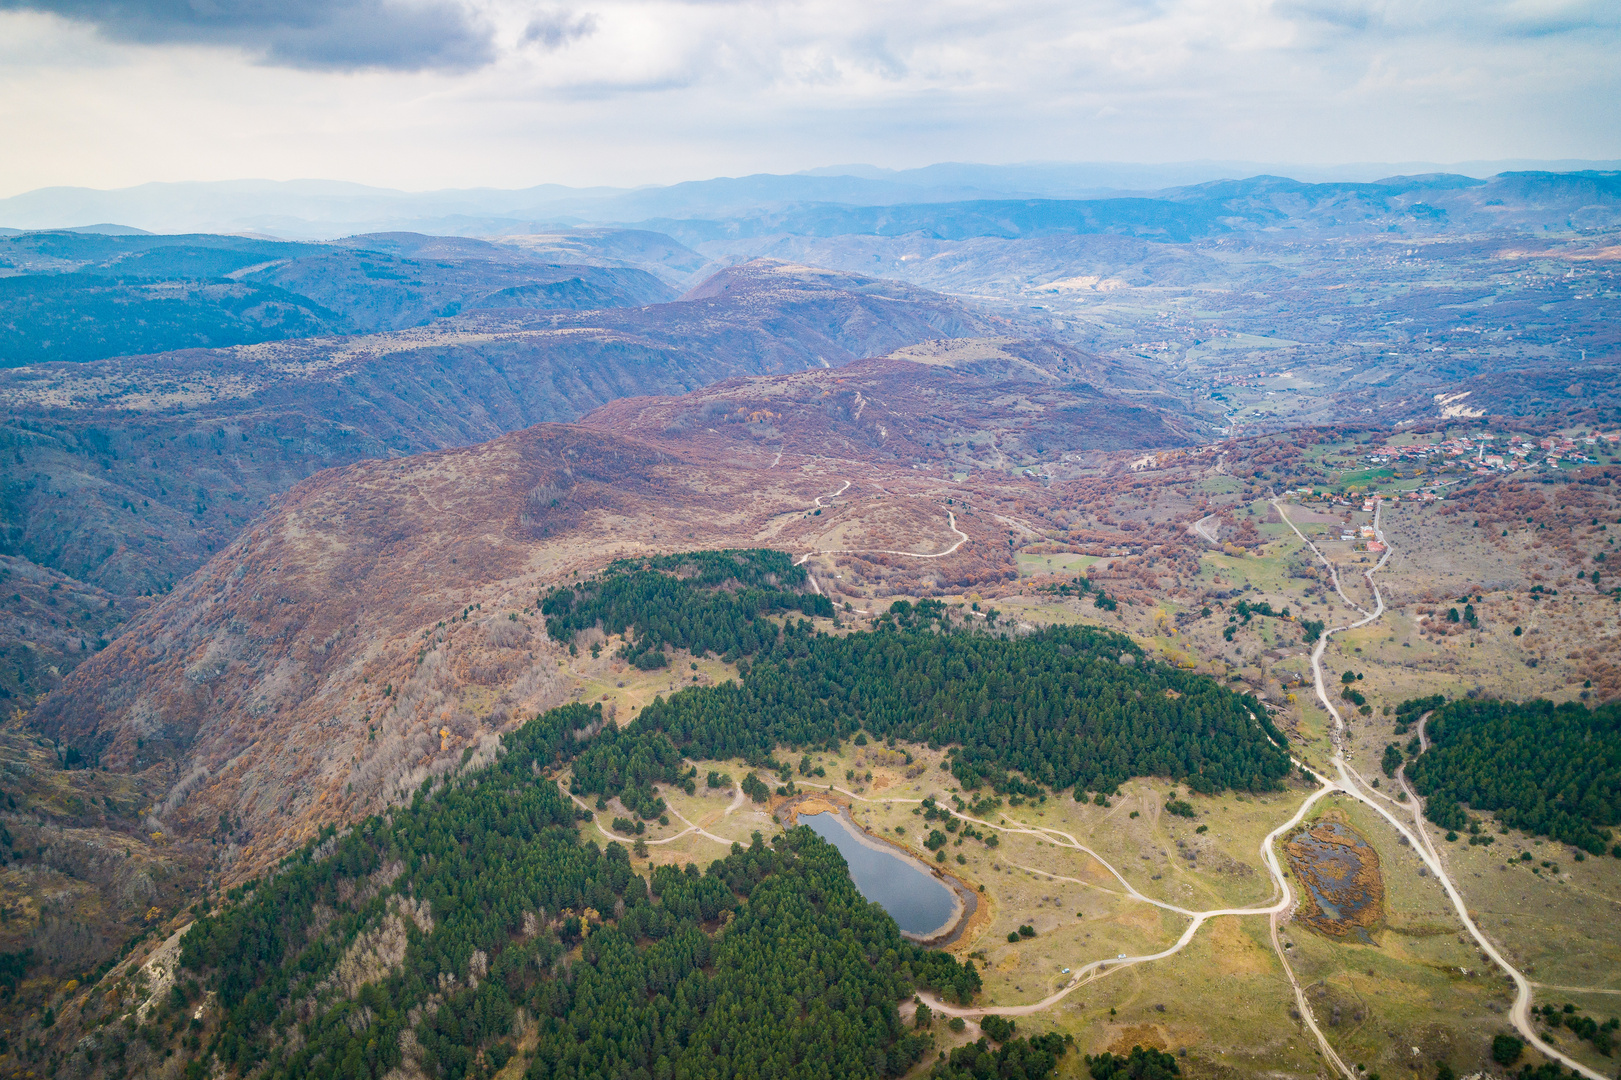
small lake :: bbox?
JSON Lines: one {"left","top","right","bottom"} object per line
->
{"left": 800, "top": 810, "right": 960, "bottom": 939}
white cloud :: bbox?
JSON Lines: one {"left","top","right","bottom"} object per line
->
{"left": 0, "top": 0, "right": 1615, "bottom": 194}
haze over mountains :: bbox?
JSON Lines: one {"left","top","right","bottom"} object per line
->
{"left": 0, "top": 230, "right": 677, "bottom": 367}
{"left": 3, "top": 163, "right": 1619, "bottom": 239}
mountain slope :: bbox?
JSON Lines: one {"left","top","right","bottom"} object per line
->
{"left": 24, "top": 329, "right": 1180, "bottom": 876}
{"left": 26, "top": 423, "right": 839, "bottom": 872}
{"left": 583, "top": 339, "right": 1193, "bottom": 468}
{"left": 0, "top": 229, "right": 678, "bottom": 367}
{"left": 0, "top": 260, "right": 995, "bottom": 600}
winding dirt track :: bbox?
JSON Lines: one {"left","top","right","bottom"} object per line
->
{"left": 792, "top": 478, "right": 969, "bottom": 611}
{"left": 803, "top": 479, "right": 972, "bottom": 558}
{"left": 1274, "top": 499, "right": 1608, "bottom": 1080}
{"left": 795, "top": 510, "right": 970, "bottom": 562}
{"left": 577, "top": 490, "right": 1606, "bottom": 1076}
{"left": 571, "top": 786, "right": 747, "bottom": 848}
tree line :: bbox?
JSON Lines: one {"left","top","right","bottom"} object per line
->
{"left": 547, "top": 561, "right": 1290, "bottom": 807}
{"left": 629, "top": 610, "right": 1290, "bottom": 799}
{"left": 1407, "top": 698, "right": 1621, "bottom": 854}
{"left": 541, "top": 550, "right": 833, "bottom": 668}
{"left": 176, "top": 700, "right": 980, "bottom": 1080}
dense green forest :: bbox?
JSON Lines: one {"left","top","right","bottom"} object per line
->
{"left": 1085, "top": 1045, "right": 1182, "bottom": 1079}
{"left": 167, "top": 552, "right": 1295, "bottom": 1078}
{"left": 929, "top": 1032, "right": 1071, "bottom": 1079}
{"left": 546, "top": 555, "right": 1290, "bottom": 799}
{"left": 176, "top": 701, "right": 980, "bottom": 1080}
{"left": 1407, "top": 699, "right": 1621, "bottom": 853}
{"left": 541, "top": 550, "right": 833, "bottom": 669}
{"left": 569, "top": 720, "right": 691, "bottom": 820}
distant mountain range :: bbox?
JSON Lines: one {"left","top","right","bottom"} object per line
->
{"left": 2, "top": 161, "right": 1618, "bottom": 239}
{"left": 0, "top": 229, "right": 686, "bottom": 367}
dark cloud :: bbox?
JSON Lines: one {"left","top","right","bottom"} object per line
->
{"left": 0, "top": 0, "right": 495, "bottom": 71}
{"left": 521, "top": 9, "right": 598, "bottom": 50}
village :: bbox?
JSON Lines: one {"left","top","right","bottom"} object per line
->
{"left": 1361, "top": 429, "right": 1619, "bottom": 474}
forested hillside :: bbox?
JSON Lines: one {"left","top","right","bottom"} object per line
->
{"left": 542, "top": 553, "right": 1292, "bottom": 801}
{"left": 123, "top": 546, "right": 1282, "bottom": 1080}
{"left": 1408, "top": 698, "right": 1621, "bottom": 853}
{"left": 169, "top": 701, "right": 980, "bottom": 1080}
{"left": 541, "top": 549, "right": 833, "bottom": 670}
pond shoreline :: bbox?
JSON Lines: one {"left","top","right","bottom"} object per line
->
{"left": 775, "top": 791, "right": 980, "bottom": 947}
{"left": 1284, "top": 810, "right": 1384, "bottom": 939}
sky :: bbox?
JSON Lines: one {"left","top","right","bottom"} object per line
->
{"left": 0, "top": 0, "right": 1617, "bottom": 196}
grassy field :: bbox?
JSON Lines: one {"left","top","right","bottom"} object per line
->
{"left": 1436, "top": 818, "right": 1621, "bottom": 995}
{"left": 589, "top": 734, "right": 1394, "bottom": 1077}
{"left": 546, "top": 441, "right": 1621, "bottom": 1077}
{"left": 602, "top": 732, "right": 1610, "bottom": 1080}
{"left": 1016, "top": 552, "right": 1102, "bottom": 578}
{"left": 1275, "top": 797, "right": 1519, "bottom": 1080}
{"left": 1009, "top": 915, "right": 1323, "bottom": 1079}
{"left": 1199, "top": 475, "right": 1245, "bottom": 496}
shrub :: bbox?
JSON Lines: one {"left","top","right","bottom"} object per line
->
{"left": 981, "top": 1014, "right": 1016, "bottom": 1042}
{"left": 633, "top": 648, "right": 668, "bottom": 671}
{"left": 1085, "top": 1045, "right": 1180, "bottom": 1078}
{"left": 1382, "top": 744, "right": 1403, "bottom": 777}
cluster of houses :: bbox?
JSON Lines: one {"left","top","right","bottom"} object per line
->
{"left": 1312, "top": 517, "right": 1389, "bottom": 554}
{"left": 1362, "top": 431, "right": 1618, "bottom": 473}
{"left": 1285, "top": 488, "right": 1440, "bottom": 509}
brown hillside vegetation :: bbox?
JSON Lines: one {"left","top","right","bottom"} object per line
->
{"left": 585, "top": 339, "right": 1192, "bottom": 470}
{"left": 31, "top": 413, "right": 1039, "bottom": 880}
{"left": 31, "top": 424, "right": 792, "bottom": 877}
{"left": 0, "top": 259, "right": 995, "bottom": 596}
{"left": 22, "top": 332, "right": 1194, "bottom": 880}
{"left": 0, "top": 556, "right": 151, "bottom": 703}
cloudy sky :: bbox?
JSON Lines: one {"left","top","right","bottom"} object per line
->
{"left": 0, "top": 0, "right": 1616, "bottom": 195}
